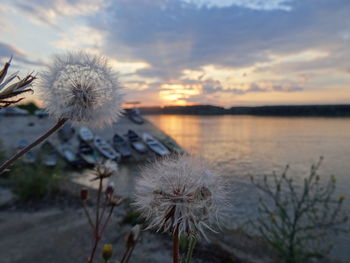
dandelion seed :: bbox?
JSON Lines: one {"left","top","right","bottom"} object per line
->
{"left": 40, "top": 51, "right": 123, "bottom": 127}
{"left": 134, "top": 154, "right": 227, "bottom": 239}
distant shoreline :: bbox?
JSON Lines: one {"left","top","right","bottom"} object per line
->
{"left": 139, "top": 104, "right": 350, "bottom": 117}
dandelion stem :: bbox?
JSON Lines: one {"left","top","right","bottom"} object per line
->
{"left": 88, "top": 177, "right": 103, "bottom": 263}
{"left": 100, "top": 206, "right": 115, "bottom": 237}
{"left": 185, "top": 237, "right": 197, "bottom": 263}
{"left": 173, "top": 223, "right": 180, "bottom": 263}
{"left": 81, "top": 201, "right": 95, "bottom": 229}
{"left": 122, "top": 244, "right": 136, "bottom": 263}
{"left": 88, "top": 239, "right": 99, "bottom": 263}
{"left": 0, "top": 118, "right": 67, "bottom": 174}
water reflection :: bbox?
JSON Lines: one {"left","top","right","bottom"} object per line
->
{"left": 146, "top": 115, "right": 350, "bottom": 190}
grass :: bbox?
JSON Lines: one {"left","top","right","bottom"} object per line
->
{"left": 10, "top": 162, "right": 64, "bottom": 200}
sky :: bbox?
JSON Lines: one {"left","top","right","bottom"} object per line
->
{"left": 0, "top": 0, "right": 349, "bottom": 107}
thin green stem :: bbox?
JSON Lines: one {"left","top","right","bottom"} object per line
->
{"left": 185, "top": 237, "right": 197, "bottom": 263}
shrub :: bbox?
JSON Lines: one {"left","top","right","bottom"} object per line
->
{"left": 251, "top": 158, "right": 349, "bottom": 263}
{"left": 10, "top": 162, "right": 64, "bottom": 200}
{"left": 17, "top": 102, "right": 39, "bottom": 115}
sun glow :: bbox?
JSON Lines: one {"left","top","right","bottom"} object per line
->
{"left": 159, "top": 84, "right": 201, "bottom": 105}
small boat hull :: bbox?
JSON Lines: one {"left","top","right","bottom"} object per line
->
{"left": 126, "top": 130, "right": 148, "bottom": 154}
{"left": 113, "top": 134, "right": 132, "bottom": 158}
{"left": 94, "top": 136, "right": 121, "bottom": 161}
{"left": 79, "top": 127, "right": 94, "bottom": 142}
{"left": 78, "top": 140, "right": 100, "bottom": 165}
{"left": 142, "top": 133, "right": 170, "bottom": 156}
{"left": 40, "top": 141, "right": 58, "bottom": 167}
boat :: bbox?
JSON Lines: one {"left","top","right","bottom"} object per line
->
{"left": 93, "top": 135, "right": 121, "bottom": 161}
{"left": 57, "top": 143, "right": 77, "bottom": 164}
{"left": 126, "top": 108, "right": 144, "bottom": 124}
{"left": 78, "top": 140, "right": 99, "bottom": 165}
{"left": 160, "top": 138, "right": 185, "bottom": 154}
{"left": 17, "top": 139, "right": 36, "bottom": 164}
{"left": 112, "top": 134, "right": 132, "bottom": 158}
{"left": 40, "top": 141, "right": 57, "bottom": 167}
{"left": 126, "top": 130, "right": 148, "bottom": 153}
{"left": 79, "top": 126, "right": 94, "bottom": 142}
{"left": 142, "top": 133, "right": 170, "bottom": 156}
{"left": 58, "top": 123, "right": 75, "bottom": 142}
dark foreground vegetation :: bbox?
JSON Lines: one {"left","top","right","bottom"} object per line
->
{"left": 140, "top": 104, "right": 350, "bottom": 117}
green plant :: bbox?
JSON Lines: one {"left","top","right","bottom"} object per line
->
{"left": 17, "top": 102, "right": 39, "bottom": 114}
{"left": 180, "top": 236, "right": 197, "bottom": 263}
{"left": 251, "top": 158, "right": 348, "bottom": 263}
{"left": 0, "top": 140, "right": 5, "bottom": 163}
{"left": 10, "top": 162, "right": 63, "bottom": 200}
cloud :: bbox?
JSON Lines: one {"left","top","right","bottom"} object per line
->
{"left": 201, "top": 80, "right": 303, "bottom": 95}
{"left": 53, "top": 25, "right": 105, "bottom": 51}
{"left": 183, "top": 0, "right": 293, "bottom": 11}
{"left": 272, "top": 84, "right": 303, "bottom": 92}
{"left": 12, "top": 0, "right": 105, "bottom": 26}
{"left": 89, "top": 0, "right": 350, "bottom": 83}
{"left": 0, "top": 42, "right": 43, "bottom": 66}
{"left": 158, "top": 77, "right": 304, "bottom": 101}
{"left": 248, "top": 83, "right": 267, "bottom": 93}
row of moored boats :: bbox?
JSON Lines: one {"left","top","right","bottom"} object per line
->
{"left": 17, "top": 125, "right": 183, "bottom": 168}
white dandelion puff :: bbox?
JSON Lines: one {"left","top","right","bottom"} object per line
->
{"left": 39, "top": 51, "right": 123, "bottom": 127}
{"left": 134, "top": 154, "right": 228, "bottom": 239}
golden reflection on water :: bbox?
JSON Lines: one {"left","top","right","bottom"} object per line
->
{"left": 146, "top": 115, "right": 350, "bottom": 186}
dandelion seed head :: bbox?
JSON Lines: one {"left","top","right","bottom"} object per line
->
{"left": 134, "top": 154, "right": 228, "bottom": 239}
{"left": 39, "top": 51, "right": 123, "bottom": 127}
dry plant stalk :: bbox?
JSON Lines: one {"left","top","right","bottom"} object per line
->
{"left": 0, "top": 56, "right": 36, "bottom": 109}
{"left": 81, "top": 162, "right": 122, "bottom": 263}
{"left": 81, "top": 161, "right": 140, "bottom": 263}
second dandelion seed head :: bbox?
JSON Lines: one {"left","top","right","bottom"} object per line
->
{"left": 134, "top": 154, "right": 228, "bottom": 239}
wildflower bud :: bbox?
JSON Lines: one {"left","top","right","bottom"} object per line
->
{"left": 109, "top": 196, "right": 123, "bottom": 207}
{"left": 102, "top": 244, "right": 113, "bottom": 261}
{"left": 270, "top": 215, "right": 276, "bottom": 221}
{"left": 339, "top": 194, "right": 346, "bottom": 202}
{"left": 331, "top": 176, "right": 336, "bottom": 183}
{"left": 125, "top": 224, "right": 141, "bottom": 248}
{"left": 106, "top": 182, "right": 115, "bottom": 196}
{"left": 80, "top": 188, "right": 89, "bottom": 201}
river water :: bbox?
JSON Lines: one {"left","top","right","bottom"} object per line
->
{"left": 145, "top": 115, "right": 350, "bottom": 261}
